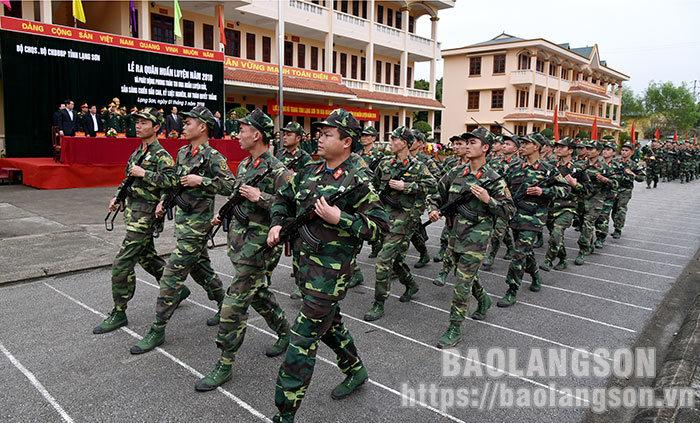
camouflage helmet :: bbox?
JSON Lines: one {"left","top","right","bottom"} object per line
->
{"left": 133, "top": 107, "right": 164, "bottom": 127}
{"left": 553, "top": 137, "right": 576, "bottom": 148}
{"left": 411, "top": 129, "right": 427, "bottom": 143}
{"left": 362, "top": 124, "right": 379, "bottom": 137}
{"left": 460, "top": 127, "right": 490, "bottom": 144}
{"left": 313, "top": 108, "right": 362, "bottom": 142}
{"left": 620, "top": 142, "right": 636, "bottom": 150}
{"left": 237, "top": 108, "right": 275, "bottom": 143}
{"left": 502, "top": 134, "right": 521, "bottom": 147}
{"left": 492, "top": 135, "right": 504, "bottom": 144}
{"left": 282, "top": 121, "right": 305, "bottom": 136}
{"left": 527, "top": 132, "right": 547, "bottom": 147}
{"left": 389, "top": 126, "right": 415, "bottom": 144}
{"left": 599, "top": 140, "right": 615, "bottom": 150}
{"left": 181, "top": 105, "right": 216, "bottom": 130}
{"left": 577, "top": 139, "right": 594, "bottom": 148}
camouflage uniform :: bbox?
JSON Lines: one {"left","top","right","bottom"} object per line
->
{"left": 499, "top": 137, "right": 569, "bottom": 305}
{"left": 104, "top": 111, "right": 124, "bottom": 132}
{"left": 359, "top": 125, "right": 387, "bottom": 259}
{"left": 411, "top": 136, "right": 443, "bottom": 265}
{"left": 272, "top": 109, "right": 389, "bottom": 421}
{"left": 365, "top": 127, "right": 437, "bottom": 320}
{"left": 594, "top": 147, "right": 622, "bottom": 247}
{"left": 434, "top": 150, "right": 464, "bottom": 266}
{"left": 483, "top": 149, "right": 520, "bottom": 267}
{"left": 611, "top": 147, "right": 645, "bottom": 237}
{"left": 641, "top": 145, "right": 661, "bottom": 188}
{"left": 429, "top": 155, "right": 514, "bottom": 344}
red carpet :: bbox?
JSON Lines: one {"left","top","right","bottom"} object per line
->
{"left": 0, "top": 157, "right": 242, "bottom": 189}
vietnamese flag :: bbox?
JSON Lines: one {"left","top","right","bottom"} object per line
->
{"left": 1, "top": 1, "right": 12, "bottom": 10}
{"left": 630, "top": 121, "right": 636, "bottom": 144}
{"left": 552, "top": 108, "right": 560, "bottom": 141}
{"left": 218, "top": 4, "right": 226, "bottom": 47}
{"left": 591, "top": 117, "right": 598, "bottom": 141}
{"left": 673, "top": 130, "right": 678, "bottom": 141}
{"left": 654, "top": 127, "right": 661, "bottom": 141}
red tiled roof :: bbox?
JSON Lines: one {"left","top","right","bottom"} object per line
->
{"left": 224, "top": 67, "right": 354, "bottom": 95}
{"left": 350, "top": 88, "right": 443, "bottom": 108}
{"left": 503, "top": 113, "right": 620, "bottom": 129}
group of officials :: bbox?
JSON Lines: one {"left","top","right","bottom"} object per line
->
{"left": 91, "top": 104, "right": 695, "bottom": 422}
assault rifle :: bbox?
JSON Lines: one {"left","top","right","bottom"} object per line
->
{"left": 105, "top": 151, "right": 147, "bottom": 231}
{"left": 152, "top": 160, "right": 208, "bottom": 237}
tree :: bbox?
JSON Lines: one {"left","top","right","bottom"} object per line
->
{"left": 412, "top": 120, "right": 432, "bottom": 136}
{"left": 539, "top": 128, "right": 553, "bottom": 139}
{"left": 643, "top": 82, "right": 699, "bottom": 132}
{"left": 620, "top": 86, "right": 646, "bottom": 121}
{"left": 576, "top": 130, "right": 590, "bottom": 139}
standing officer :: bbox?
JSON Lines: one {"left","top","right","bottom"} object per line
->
{"left": 93, "top": 108, "right": 177, "bottom": 334}
{"left": 195, "top": 109, "right": 291, "bottom": 391}
{"left": 130, "top": 106, "right": 234, "bottom": 354}
{"left": 268, "top": 109, "right": 389, "bottom": 422}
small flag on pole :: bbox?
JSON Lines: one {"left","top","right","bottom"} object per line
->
{"left": 174, "top": 0, "right": 183, "bottom": 38}
{"left": 654, "top": 128, "right": 660, "bottom": 141}
{"left": 219, "top": 5, "right": 226, "bottom": 47}
{"left": 630, "top": 121, "right": 636, "bottom": 144}
{"left": 673, "top": 130, "right": 678, "bottom": 141}
{"left": 552, "top": 108, "right": 560, "bottom": 141}
{"left": 73, "top": 0, "right": 86, "bottom": 23}
{"left": 1, "top": 1, "right": 12, "bottom": 11}
{"left": 591, "top": 117, "right": 598, "bottom": 141}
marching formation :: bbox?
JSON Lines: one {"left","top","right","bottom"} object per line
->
{"left": 93, "top": 105, "right": 697, "bottom": 422}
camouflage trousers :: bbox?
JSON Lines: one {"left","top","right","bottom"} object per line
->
{"left": 504, "top": 229, "right": 539, "bottom": 291}
{"left": 486, "top": 217, "right": 514, "bottom": 260}
{"left": 439, "top": 225, "right": 455, "bottom": 276}
{"left": 612, "top": 189, "right": 633, "bottom": 232}
{"left": 275, "top": 295, "right": 363, "bottom": 417}
{"left": 154, "top": 236, "right": 225, "bottom": 326}
{"left": 111, "top": 230, "right": 165, "bottom": 311}
{"left": 577, "top": 194, "right": 605, "bottom": 255}
{"left": 448, "top": 248, "right": 488, "bottom": 323}
{"left": 646, "top": 168, "right": 659, "bottom": 187}
{"left": 216, "top": 263, "right": 288, "bottom": 361}
{"left": 374, "top": 231, "right": 416, "bottom": 302}
{"left": 410, "top": 225, "right": 429, "bottom": 257}
{"left": 595, "top": 195, "right": 616, "bottom": 243}
{"left": 545, "top": 210, "right": 575, "bottom": 262}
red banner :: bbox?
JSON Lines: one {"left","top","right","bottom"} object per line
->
{"left": 266, "top": 100, "right": 379, "bottom": 121}
{"left": 226, "top": 57, "right": 341, "bottom": 83}
{"left": 0, "top": 16, "right": 223, "bottom": 61}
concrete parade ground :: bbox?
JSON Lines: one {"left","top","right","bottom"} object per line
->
{"left": 1, "top": 180, "right": 699, "bottom": 423}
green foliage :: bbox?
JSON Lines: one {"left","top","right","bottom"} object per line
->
{"left": 619, "top": 131, "right": 630, "bottom": 142}
{"left": 576, "top": 130, "right": 590, "bottom": 139}
{"left": 621, "top": 86, "right": 646, "bottom": 120}
{"left": 539, "top": 128, "right": 553, "bottom": 139}
{"left": 644, "top": 81, "right": 699, "bottom": 132}
{"left": 232, "top": 107, "right": 249, "bottom": 118}
{"left": 412, "top": 120, "right": 432, "bottom": 136}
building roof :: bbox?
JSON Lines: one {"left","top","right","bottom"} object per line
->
{"left": 467, "top": 33, "right": 523, "bottom": 47}
{"left": 349, "top": 89, "right": 444, "bottom": 109}
{"left": 570, "top": 46, "right": 594, "bottom": 59}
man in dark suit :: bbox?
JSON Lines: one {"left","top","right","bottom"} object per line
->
{"left": 81, "top": 105, "right": 104, "bottom": 137}
{"left": 53, "top": 103, "right": 65, "bottom": 128}
{"left": 212, "top": 111, "right": 224, "bottom": 139}
{"left": 59, "top": 100, "right": 78, "bottom": 136}
{"left": 164, "top": 106, "right": 182, "bottom": 137}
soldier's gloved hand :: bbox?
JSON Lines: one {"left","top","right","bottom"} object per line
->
{"left": 181, "top": 174, "right": 203, "bottom": 187}
{"left": 211, "top": 214, "right": 221, "bottom": 226}
{"left": 155, "top": 201, "right": 165, "bottom": 218}
{"left": 129, "top": 165, "right": 146, "bottom": 177}
{"left": 314, "top": 197, "right": 341, "bottom": 225}
{"left": 429, "top": 210, "right": 441, "bottom": 222}
{"left": 388, "top": 179, "right": 405, "bottom": 191}
{"left": 108, "top": 197, "right": 118, "bottom": 212}
{"left": 472, "top": 185, "right": 492, "bottom": 203}
{"left": 239, "top": 185, "right": 261, "bottom": 202}
{"left": 565, "top": 174, "right": 578, "bottom": 187}
{"left": 267, "top": 225, "right": 282, "bottom": 247}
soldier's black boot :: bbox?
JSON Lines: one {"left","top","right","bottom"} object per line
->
{"left": 331, "top": 366, "right": 368, "bottom": 400}
{"left": 195, "top": 359, "right": 233, "bottom": 391}
{"left": 539, "top": 258, "right": 553, "bottom": 272}
{"left": 399, "top": 282, "right": 419, "bottom": 302}
{"left": 611, "top": 229, "right": 621, "bottom": 239}
{"left": 433, "top": 247, "right": 445, "bottom": 262}
{"left": 533, "top": 233, "right": 543, "bottom": 248}
{"left": 265, "top": 322, "right": 290, "bottom": 358}
{"left": 437, "top": 323, "right": 462, "bottom": 349}
{"left": 554, "top": 258, "right": 568, "bottom": 271}
{"left": 496, "top": 287, "right": 517, "bottom": 308}
{"left": 207, "top": 301, "right": 222, "bottom": 326}
{"left": 574, "top": 252, "right": 586, "bottom": 266}
{"left": 363, "top": 301, "right": 385, "bottom": 321}
{"left": 93, "top": 308, "right": 128, "bottom": 334}
{"left": 470, "top": 293, "right": 492, "bottom": 321}
{"left": 433, "top": 270, "right": 448, "bottom": 287}
{"left": 529, "top": 272, "right": 542, "bottom": 292}
{"left": 502, "top": 248, "right": 515, "bottom": 260}
{"left": 481, "top": 253, "right": 494, "bottom": 271}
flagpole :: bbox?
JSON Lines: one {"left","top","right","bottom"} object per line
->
{"left": 277, "top": 0, "right": 284, "bottom": 137}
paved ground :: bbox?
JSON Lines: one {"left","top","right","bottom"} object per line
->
{"left": 1, "top": 179, "right": 699, "bottom": 422}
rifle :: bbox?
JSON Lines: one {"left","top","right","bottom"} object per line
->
{"left": 104, "top": 150, "right": 148, "bottom": 231}
{"left": 207, "top": 165, "right": 273, "bottom": 248}
{"left": 283, "top": 154, "right": 303, "bottom": 173}
{"left": 254, "top": 183, "right": 363, "bottom": 257}
{"left": 152, "top": 161, "right": 208, "bottom": 237}
{"left": 377, "top": 160, "right": 409, "bottom": 208}
{"left": 422, "top": 176, "right": 503, "bottom": 230}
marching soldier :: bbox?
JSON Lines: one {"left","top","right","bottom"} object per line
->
{"left": 364, "top": 127, "right": 437, "bottom": 322}
{"left": 268, "top": 109, "right": 389, "bottom": 422}
{"left": 428, "top": 128, "right": 514, "bottom": 347}
{"left": 594, "top": 142, "right": 621, "bottom": 249}
{"left": 497, "top": 135, "right": 569, "bottom": 307}
{"left": 130, "top": 106, "right": 234, "bottom": 355}
{"left": 434, "top": 135, "right": 464, "bottom": 263}
{"left": 642, "top": 140, "right": 661, "bottom": 188}
{"left": 359, "top": 124, "right": 387, "bottom": 258}
{"left": 409, "top": 130, "right": 441, "bottom": 268}
{"left": 93, "top": 108, "right": 177, "bottom": 334}
{"left": 195, "top": 109, "right": 290, "bottom": 391}
{"left": 611, "top": 142, "right": 646, "bottom": 239}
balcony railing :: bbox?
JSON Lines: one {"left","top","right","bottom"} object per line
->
{"left": 343, "top": 78, "right": 370, "bottom": 90}
{"left": 288, "top": 0, "right": 325, "bottom": 15}
{"left": 566, "top": 111, "right": 613, "bottom": 125}
{"left": 374, "top": 82, "right": 402, "bottom": 95}
{"left": 409, "top": 34, "right": 432, "bottom": 46}
{"left": 570, "top": 80, "right": 608, "bottom": 96}
{"left": 406, "top": 88, "right": 434, "bottom": 99}
{"left": 374, "top": 22, "right": 401, "bottom": 37}
{"left": 335, "top": 11, "right": 366, "bottom": 26}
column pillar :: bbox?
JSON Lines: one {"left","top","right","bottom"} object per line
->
{"left": 39, "top": 0, "right": 52, "bottom": 24}
{"left": 366, "top": 42, "right": 374, "bottom": 86}
{"left": 21, "top": 0, "right": 35, "bottom": 20}
{"left": 138, "top": 0, "right": 150, "bottom": 41}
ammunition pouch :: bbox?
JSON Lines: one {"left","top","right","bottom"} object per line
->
{"left": 299, "top": 224, "right": 322, "bottom": 252}
{"left": 456, "top": 204, "right": 479, "bottom": 223}
{"left": 231, "top": 204, "right": 249, "bottom": 226}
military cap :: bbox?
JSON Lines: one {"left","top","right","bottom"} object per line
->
{"left": 313, "top": 108, "right": 362, "bottom": 142}
{"left": 282, "top": 121, "right": 305, "bottom": 136}
{"left": 181, "top": 105, "right": 217, "bottom": 129}
{"left": 502, "top": 134, "right": 521, "bottom": 147}
{"left": 600, "top": 141, "right": 616, "bottom": 150}
{"left": 362, "top": 124, "right": 378, "bottom": 137}
{"left": 237, "top": 108, "right": 275, "bottom": 143}
{"left": 133, "top": 107, "right": 164, "bottom": 126}
{"left": 620, "top": 142, "right": 636, "bottom": 150}
{"left": 411, "top": 129, "right": 427, "bottom": 143}
{"left": 389, "top": 126, "right": 415, "bottom": 143}
{"left": 492, "top": 135, "right": 504, "bottom": 144}
{"left": 460, "top": 127, "right": 490, "bottom": 144}
{"left": 449, "top": 135, "right": 463, "bottom": 143}
{"left": 80, "top": 102, "right": 88, "bottom": 108}
{"left": 525, "top": 133, "right": 547, "bottom": 146}
{"left": 553, "top": 137, "right": 575, "bottom": 148}
{"left": 577, "top": 139, "right": 595, "bottom": 148}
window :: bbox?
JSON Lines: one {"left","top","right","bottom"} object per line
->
{"left": 467, "top": 91, "right": 480, "bottom": 110}
{"left": 493, "top": 54, "right": 506, "bottom": 74}
{"left": 284, "top": 41, "right": 293, "bottom": 66}
{"left": 352, "top": 0, "right": 359, "bottom": 17}
{"left": 466, "top": 124, "right": 478, "bottom": 132}
{"left": 407, "top": 67, "right": 412, "bottom": 87}
{"left": 333, "top": 51, "right": 337, "bottom": 73}
{"left": 151, "top": 14, "right": 174, "bottom": 44}
{"left": 377, "top": 5, "right": 384, "bottom": 24}
{"left": 383, "top": 115, "right": 390, "bottom": 141}
{"left": 533, "top": 125, "right": 541, "bottom": 133}
{"left": 536, "top": 59, "right": 544, "bottom": 73}
{"left": 559, "top": 99, "right": 566, "bottom": 111}
{"left": 361, "top": 1, "right": 367, "bottom": 19}
{"left": 491, "top": 90, "right": 504, "bottom": 109}
{"left": 311, "top": 46, "right": 319, "bottom": 70}
{"left": 580, "top": 103, "right": 585, "bottom": 113}
{"left": 393, "top": 63, "right": 400, "bottom": 86}
{"left": 376, "top": 60, "right": 382, "bottom": 83}
{"left": 246, "top": 33, "right": 256, "bottom": 60}
{"left": 392, "top": 115, "right": 399, "bottom": 131}
{"left": 387, "top": 8, "right": 393, "bottom": 27}
{"left": 361, "top": 57, "right": 366, "bottom": 80}
{"left": 298, "top": 43, "right": 306, "bottom": 68}
{"left": 549, "top": 63, "right": 557, "bottom": 77}
{"left": 515, "top": 125, "right": 527, "bottom": 136}
{"left": 385, "top": 62, "right": 391, "bottom": 85}
{"left": 469, "top": 57, "right": 481, "bottom": 76}
{"left": 518, "top": 54, "right": 530, "bottom": 70}
{"left": 340, "top": 0, "right": 348, "bottom": 13}
{"left": 351, "top": 55, "right": 358, "bottom": 79}
{"left": 516, "top": 90, "right": 528, "bottom": 107}
{"left": 395, "top": 9, "right": 402, "bottom": 30}
{"left": 203, "top": 24, "right": 214, "bottom": 50}
{"left": 612, "top": 105, "right": 617, "bottom": 121}
{"left": 534, "top": 93, "right": 543, "bottom": 109}
{"left": 598, "top": 105, "right": 603, "bottom": 117}
{"left": 340, "top": 52, "right": 347, "bottom": 77}
{"left": 560, "top": 67, "right": 567, "bottom": 79}
{"left": 5, "top": 1, "right": 22, "bottom": 18}
{"left": 546, "top": 95, "right": 555, "bottom": 110}
{"left": 322, "top": 48, "right": 326, "bottom": 70}
{"left": 225, "top": 29, "right": 241, "bottom": 57}
{"left": 408, "top": 16, "right": 415, "bottom": 33}
{"left": 183, "top": 20, "right": 194, "bottom": 47}
{"left": 262, "top": 36, "right": 271, "bottom": 62}
{"left": 490, "top": 125, "right": 502, "bottom": 135}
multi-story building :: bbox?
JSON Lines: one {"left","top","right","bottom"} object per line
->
{"left": 442, "top": 33, "right": 629, "bottom": 141}
{"left": 2, "top": 0, "right": 452, "bottom": 140}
